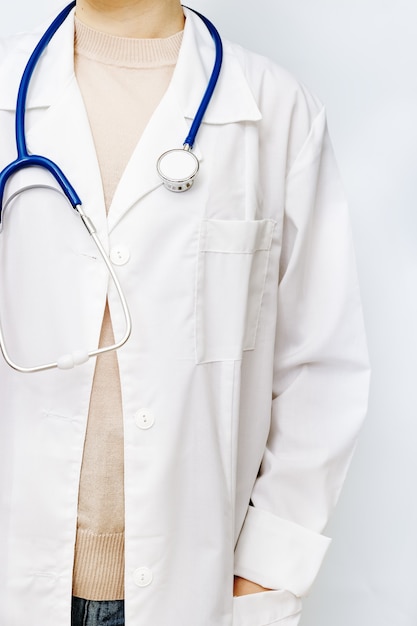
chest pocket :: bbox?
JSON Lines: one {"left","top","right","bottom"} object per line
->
{"left": 195, "top": 218, "right": 276, "bottom": 363}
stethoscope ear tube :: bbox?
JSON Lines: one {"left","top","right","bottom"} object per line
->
{"left": 0, "top": 196, "right": 132, "bottom": 373}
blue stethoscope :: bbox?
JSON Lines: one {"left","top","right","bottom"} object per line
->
{"left": 0, "top": 2, "right": 223, "bottom": 373}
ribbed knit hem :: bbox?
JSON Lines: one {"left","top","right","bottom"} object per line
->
{"left": 74, "top": 16, "right": 183, "bottom": 67}
{"left": 73, "top": 528, "right": 125, "bottom": 601}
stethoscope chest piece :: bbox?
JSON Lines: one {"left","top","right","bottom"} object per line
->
{"left": 157, "top": 147, "right": 199, "bottom": 192}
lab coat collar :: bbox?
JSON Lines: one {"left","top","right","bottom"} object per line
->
{"left": 0, "top": 12, "right": 108, "bottom": 240}
{"left": 0, "top": 7, "right": 262, "bottom": 230}
{"left": 0, "top": 7, "right": 262, "bottom": 121}
{"left": 177, "top": 7, "right": 262, "bottom": 125}
{"left": 0, "top": 9, "right": 76, "bottom": 111}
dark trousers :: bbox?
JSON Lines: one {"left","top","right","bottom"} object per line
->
{"left": 71, "top": 596, "right": 125, "bottom": 626}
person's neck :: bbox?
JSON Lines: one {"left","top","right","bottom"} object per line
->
{"left": 75, "top": 0, "right": 185, "bottom": 38}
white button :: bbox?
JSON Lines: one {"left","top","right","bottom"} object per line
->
{"left": 135, "top": 408, "right": 155, "bottom": 430}
{"left": 133, "top": 567, "right": 153, "bottom": 587}
{"left": 110, "top": 246, "right": 130, "bottom": 266}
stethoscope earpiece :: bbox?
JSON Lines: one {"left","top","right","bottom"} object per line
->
{"left": 157, "top": 147, "right": 199, "bottom": 192}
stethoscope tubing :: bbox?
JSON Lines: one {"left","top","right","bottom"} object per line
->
{"left": 0, "top": 2, "right": 222, "bottom": 372}
{"left": 181, "top": 7, "right": 223, "bottom": 150}
{"left": 16, "top": 1, "right": 76, "bottom": 160}
{"left": 0, "top": 1, "right": 80, "bottom": 224}
{"left": 0, "top": 220, "right": 133, "bottom": 373}
{"left": 0, "top": 184, "right": 132, "bottom": 373}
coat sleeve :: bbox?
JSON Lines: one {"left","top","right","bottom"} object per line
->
{"left": 233, "top": 106, "right": 371, "bottom": 597}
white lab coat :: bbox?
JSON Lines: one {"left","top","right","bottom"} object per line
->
{"left": 0, "top": 7, "right": 370, "bottom": 626}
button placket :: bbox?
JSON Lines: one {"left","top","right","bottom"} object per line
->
{"left": 132, "top": 410, "right": 155, "bottom": 590}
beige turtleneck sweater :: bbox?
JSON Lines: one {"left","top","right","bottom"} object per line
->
{"left": 72, "top": 18, "right": 183, "bottom": 601}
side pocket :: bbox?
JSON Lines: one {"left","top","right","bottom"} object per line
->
{"left": 195, "top": 219, "right": 276, "bottom": 363}
{"left": 233, "top": 590, "right": 302, "bottom": 626}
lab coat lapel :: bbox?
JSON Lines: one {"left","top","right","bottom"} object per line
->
{"left": 0, "top": 9, "right": 107, "bottom": 239}
{"left": 106, "top": 8, "right": 262, "bottom": 232}
{"left": 106, "top": 85, "right": 197, "bottom": 234}
{"left": 26, "top": 79, "right": 107, "bottom": 240}
{"left": 105, "top": 8, "right": 211, "bottom": 233}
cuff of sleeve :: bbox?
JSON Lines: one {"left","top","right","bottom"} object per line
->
{"left": 234, "top": 505, "right": 331, "bottom": 597}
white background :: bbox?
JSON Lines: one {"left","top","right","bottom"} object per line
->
{"left": 1, "top": 2, "right": 417, "bottom": 625}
